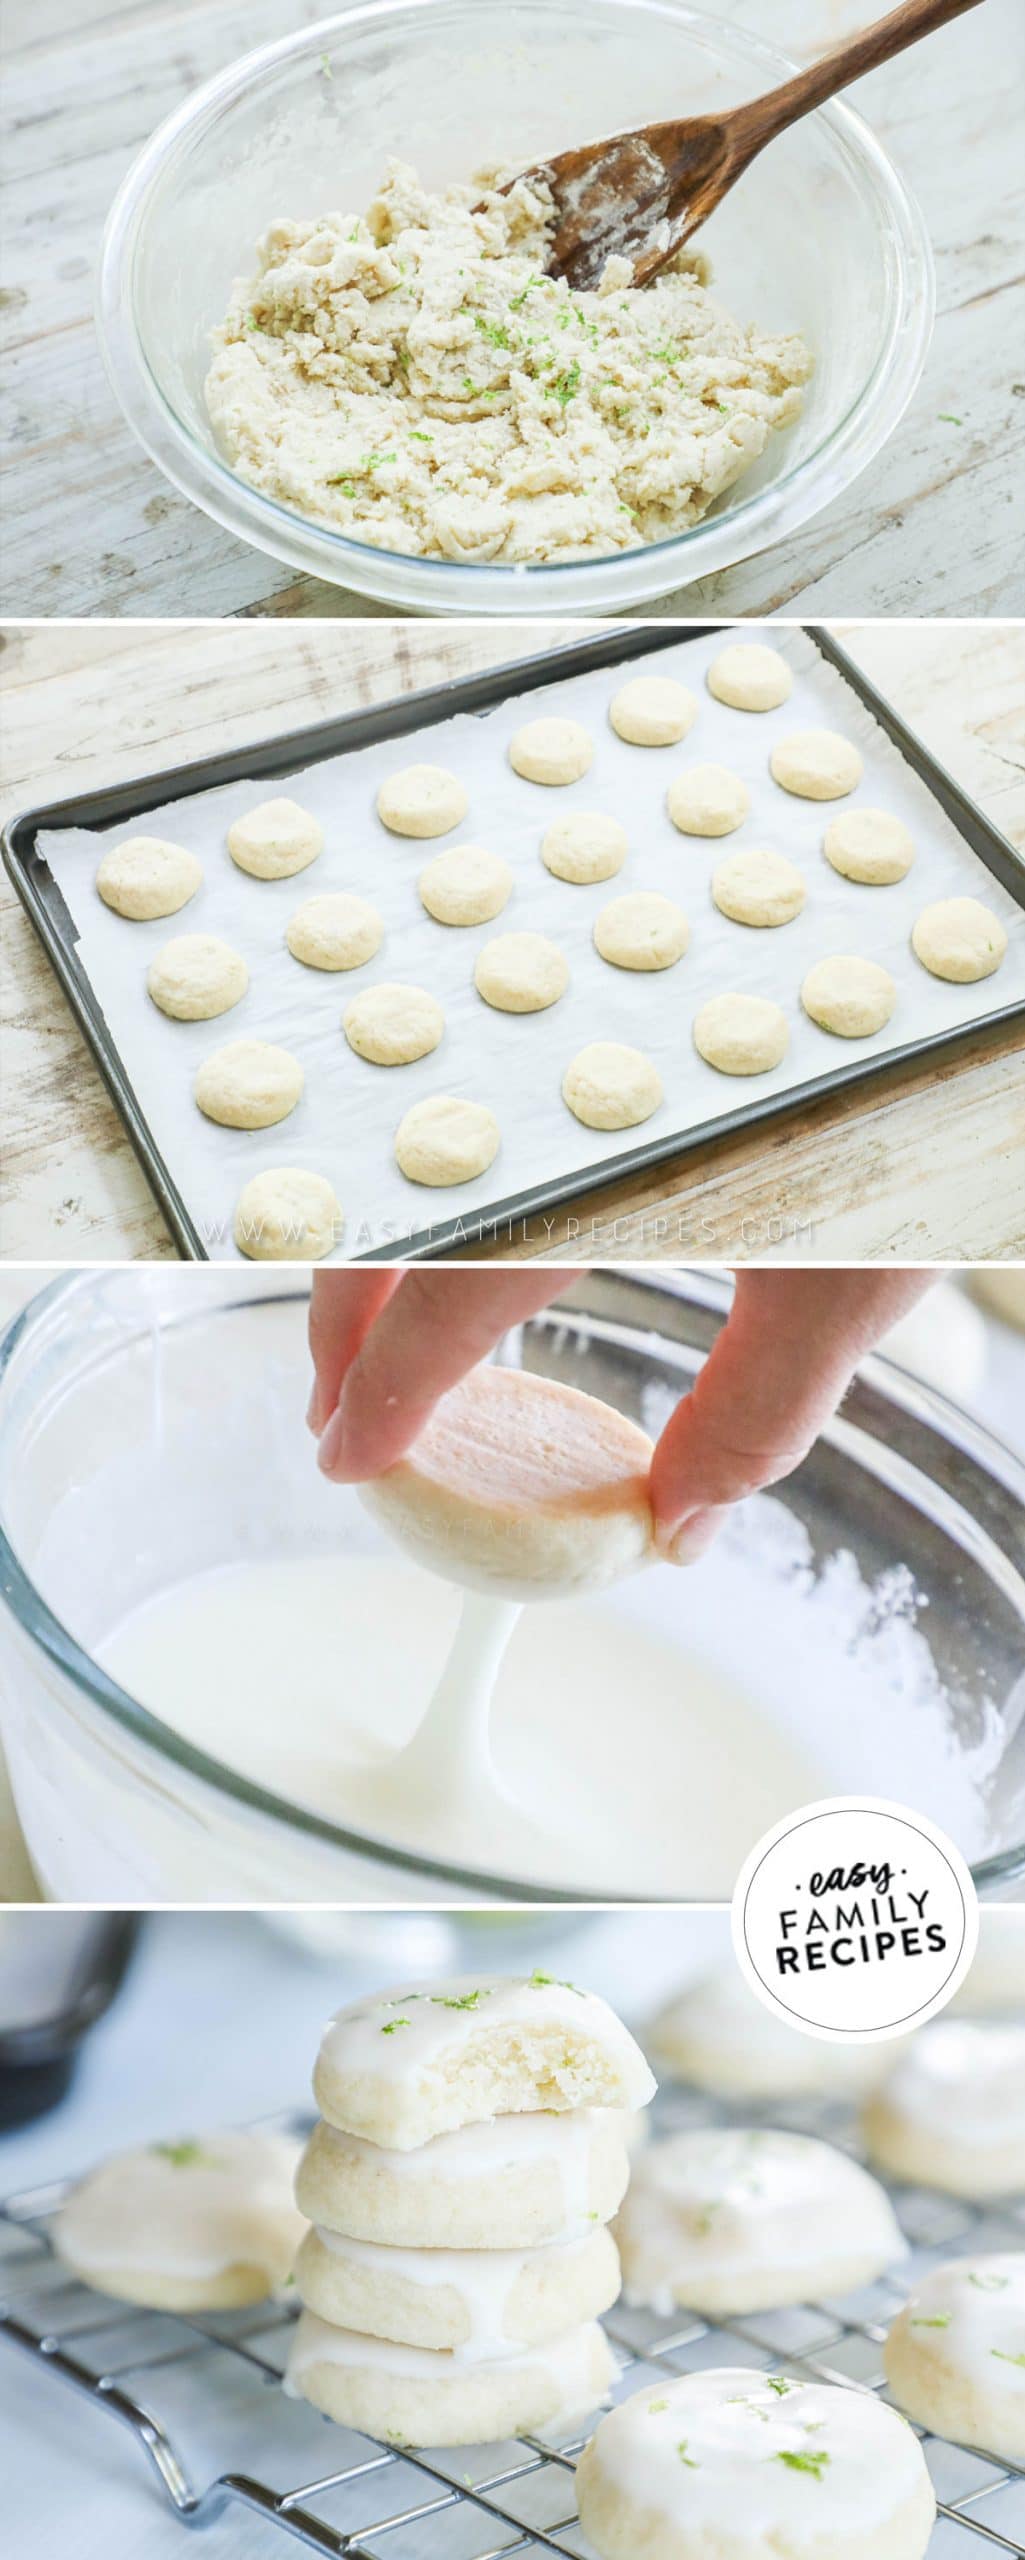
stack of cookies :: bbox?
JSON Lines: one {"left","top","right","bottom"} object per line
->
{"left": 285, "top": 1970, "right": 655, "bottom": 2447}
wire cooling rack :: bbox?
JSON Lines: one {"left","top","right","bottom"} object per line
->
{"left": 1, "top": 2085, "right": 1023, "bottom": 2560}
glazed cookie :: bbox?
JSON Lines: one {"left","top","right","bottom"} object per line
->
{"left": 418, "top": 844, "right": 512, "bottom": 925}
{"left": 376, "top": 764, "right": 468, "bottom": 838}
{"left": 295, "top": 2108, "right": 632, "bottom": 2250}
{"left": 96, "top": 835, "right": 202, "bottom": 921}
{"left": 651, "top": 1966, "right": 893, "bottom": 2101}
{"left": 147, "top": 934, "right": 248, "bottom": 1021}
{"left": 541, "top": 812, "right": 628, "bottom": 884}
{"left": 53, "top": 2131, "right": 305, "bottom": 2312}
{"left": 562, "top": 1042, "right": 663, "bottom": 1130}
{"left": 801, "top": 955, "right": 896, "bottom": 1037}
{"left": 693, "top": 993, "right": 789, "bottom": 1075}
{"left": 359, "top": 1366, "right": 655, "bottom": 1602}
{"left": 707, "top": 641, "right": 793, "bottom": 712}
{"left": 227, "top": 797, "right": 324, "bottom": 879}
{"left": 912, "top": 896, "right": 1008, "bottom": 983}
{"left": 824, "top": 810, "right": 915, "bottom": 886}
{"left": 593, "top": 893, "right": 689, "bottom": 972}
{"left": 575, "top": 2370, "right": 936, "bottom": 2560}
{"left": 194, "top": 1039, "right": 304, "bottom": 1129}
{"left": 284, "top": 2311, "right": 615, "bottom": 2448}
{"left": 294, "top": 2222, "right": 620, "bottom": 2358}
{"left": 395, "top": 1094, "right": 500, "bottom": 1186}
{"left": 343, "top": 983, "right": 445, "bottom": 1064}
{"left": 771, "top": 730, "right": 864, "bottom": 800}
{"left": 666, "top": 764, "right": 749, "bottom": 838}
{"left": 616, "top": 2127, "right": 905, "bottom": 2315}
{"left": 287, "top": 893, "right": 384, "bottom": 970}
{"left": 951, "top": 1907, "right": 1025, "bottom": 2015}
{"left": 884, "top": 2254, "right": 1025, "bottom": 2465}
{"left": 474, "top": 931, "right": 569, "bottom": 1013}
{"left": 712, "top": 846, "right": 806, "bottom": 927}
{"left": 233, "top": 1168, "right": 343, "bottom": 1262}
{"left": 609, "top": 675, "right": 696, "bottom": 746}
{"left": 311, "top": 1973, "right": 656, "bottom": 2150}
{"left": 863, "top": 2021, "right": 1025, "bottom": 2199}
{"left": 508, "top": 716, "right": 593, "bottom": 785}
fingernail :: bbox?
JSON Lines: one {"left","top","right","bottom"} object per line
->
{"left": 317, "top": 1405, "right": 347, "bottom": 1477}
{"left": 663, "top": 1507, "right": 721, "bottom": 1566}
{"left": 306, "top": 1383, "right": 322, "bottom": 1435}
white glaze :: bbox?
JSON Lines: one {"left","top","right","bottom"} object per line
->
{"left": 55, "top": 2132, "right": 304, "bottom": 2282}
{"left": 586, "top": 2369, "right": 929, "bottom": 2535}
{"left": 617, "top": 2128, "right": 904, "bottom": 2312}
{"left": 306, "top": 2108, "right": 614, "bottom": 2239}
{"left": 878, "top": 2021, "right": 1025, "bottom": 2144}
{"left": 284, "top": 2307, "right": 611, "bottom": 2407}
{"left": 310, "top": 2226, "right": 603, "bottom": 2363}
{"left": 893, "top": 2254, "right": 1025, "bottom": 2395}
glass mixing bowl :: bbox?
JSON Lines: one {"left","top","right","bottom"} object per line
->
{"left": 0, "top": 1271, "right": 1022, "bottom": 1907}
{"left": 97, "top": 0, "right": 933, "bottom": 613}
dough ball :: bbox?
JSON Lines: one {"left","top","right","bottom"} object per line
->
{"left": 912, "top": 895, "right": 1009, "bottom": 983}
{"left": 950, "top": 1906, "right": 1025, "bottom": 2015}
{"left": 227, "top": 797, "right": 324, "bottom": 879}
{"left": 862, "top": 2020, "right": 1025, "bottom": 2199}
{"left": 712, "top": 845, "right": 806, "bottom": 927}
{"left": 294, "top": 2221, "right": 620, "bottom": 2356}
{"left": 343, "top": 982, "right": 445, "bottom": 1065}
{"left": 616, "top": 2126, "right": 905, "bottom": 2316}
{"left": 359, "top": 1367, "right": 657, "bottom": 1605}
{"left": 575, "top": 2370, "right": 936, "bottom": 2560}
{"left": 474, "top": 931, "right": 569, "bottom": 1013}
{"left": 53, "top": 2130, "right": 305, "bottom": 2312}
{"left": 771, "top": 729, "right": 863, "bottom": 799}
{"left": 395, "top": 1094, "right": 500, "bottom": 1186}
{"left": 376, "top": 763, "right": 468, "bottom": 838}
{"left": 194, "top": 1039, "right": 304, "bottom": 1129}
{"left": 824, "top": 808, "right": 916, "bottom": 885}
{"left": 650, "top": 1964, "right": 894, "bottom": 2100}
{"left": 508, "top": 716, "right": 593, "bottom": 785}
{"left": 707, "top": 641, "right": 794, "bottom": 711}
{"left": 233, "top": 1168, "right": 343, "bottom": 1262}
{"left": 146, "top": 934, "right": 248, "bottom": 1021}
{"left": 666, "top": 763, "right": 750, "bottom": 838}
{"left": 314, "top": 1973, "right": 655, "bottom": 2152}
{"left": 285, "top": 2311, "right": 615, "bottom": 2449}
{"left": 593, "top": 892, "right": 689, "bottom": 972}
{"left": 295, "top": 2108, "right": 631, "bottom": 2251}
{"left": 609, "top": 675, "right": 696, "bottom": 746}
{"left": 563, "top": 1041, "right": 663, "bottom": 1130}
{"left": 96, "top": 835, "right": 203, "bottom": 921}
{"left": 286, "top": 893, "right": 384, "bottom": 970}
{"left": 693, "top": 993, "right": 789, "bottom": 1075}
{"left": 884, "top": 2254, "right": 1025, "bottom": 2466}
{"left": 541, "top": 811, "right": 628, "bottom": 884}
{"left": 418, "top": 844, "right": 512, "bottom": 925}
{"left": 801, "top": 954, "right": 896, "bottom": 1037}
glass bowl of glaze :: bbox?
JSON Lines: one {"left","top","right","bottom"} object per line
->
{"left": 0, "top": 1270, "right": 1022, "bottom": 1907}
{"left": 97, "top": 0, "right": 933, "bottom": 614}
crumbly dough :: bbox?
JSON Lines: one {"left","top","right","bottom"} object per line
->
{"left": 147, "top": 934, "right": 249, "bottom": 1021}
{"left": 474, "top": 930, "right": 569, "bottom": 1012}
{"left": 418, "top": 844, "right": 512, "bottom": 924}
{"left": 287, "top": 892, "right": 384, "bottom": 969}
{"left": 666, "top": 763, "right": 750, "bottom": 837}
{"left": 862, "top": 2020, "right": 1025, "bottom": 2199}
{"left": 96, "top": 835, "right": 203, "bottom": 921}
{"left": 615, "top": 2126, "right": 905, "bottom": 2315}
{"left": 541, "top": 811, "right": 628, "bottom": 884}
{"left": 884, "top": 2254, "right": 1025, "bottom": 2465}
{"left": 593, "top": 892, "right": 689, "bottom": 972}
{"left": 233, "top": 1168, "right": 343, "bottom": 1262}
{"left": 194, "top": 1038, "right": 304, "bottom": 1129}
{"left": 227, "top": 797, "right": 324, "bottom": 879}
{"left": 206, "top": 162, "right": 811, "bottom": 568}
{"left": 801, "top": 954, "right": 896, "bottom": 1037}
{"left": 295, "top": 2108, "right": 632, "bottom": 2250}
{"left": 712, "top": 845, "right": 806, "bottom": 926}
{"left": 650, "top": 1965, "right": 895, "bottom": 2100}
{"left": 824, "top": 809, "right": 916, "bottom": 885}
{"left": 293, "top": 2222, "right": 620, "bottom": 2357}
{"left": 53, "top": 2131, "right": 305, "bottom": 2312}
{"left": 609, "top": 677, "right": 697, "bottom": 747}
{"left": 707, "top": 642, "right": 794, "bottom": 712}
{"left": 376, "top": 764, "right": 469, "bottom": 839}
{"left": 912, "top": 895, "right": 1009, "bottom": 983}
{"left": 343, "top": 982, "right": 445, "bottom": 1064}
{"left": 771, "top": 730, "right": 863, "bottom": 800}
{"left": 563, "top": 1041, "right": 663, "bottom": 1130}
{"left": 693, "top": 993, "right": 789, "bottom": 1075}
{"left": 509, "top": 718, "right": 593, "bottom": 786}
{"left": 285, "top": 2310, "right": 615, "bottom": 2448}
{"left": 395, "top": 1094, "right": 500, "bottom": 1185}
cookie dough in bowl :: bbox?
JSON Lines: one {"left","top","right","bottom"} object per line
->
{"left": 666, "top": 764, "right": 750, "bottom": 838}
{"left": 147, "top": 934, "right": 248, "bottom": 1021}
{"left": 615, "top": 2126, "right": 905, "bottom": 2316}
{"left": 693, "top": 993, "right": 789, "bottom": 1075}
{"left": 343, "top": 983, "right": 445, "bottom": 1064}
{"left": 593, "top": 892, "right": 689, "bottom": 972}
{"left": 294, "top": 2109, "right": 632, "bottom": 2251}
{"left": 863, "top": 2020, "right": 1025, "bottom": 2199}
{"left": 563, "top": 1041, "right": 663, "bottom": 1129}
{"left": 912, "top": 895, "right": 1009, "bottom": 983}
{"left": 394, "top": 1094, "right": 500, "bottom": 1186}
{"left": 53, "top": 2130, "right": 305, "bottom": 2312}
{"left": 509, "top": 718, "right": 593, "bottom": 786}
{"left": 884, "top": 2254, "right": 1025, "bottom": 2465}
{"left": 418, "top": 845, "right": 512, "bottom": 924}
{"left": 376, "top": 764, "right": 469, "bottom": 839}
{"left": 286, "top": 892, "right": 384, "bottom": 970}
{"left": 194, "top": 1038, "right": 304, "bottom": 1129}
{"left": 707, "top": 641, "right": 794, "bottom": 712}
{"left": 284, "top": 2310, "right": 615, "bottom": 2446}
{"left": 233, "top": 1168, "right": 343, "bottom": 1262}
{"left": 227, "top": 797, "right": 324, "bottom": 879}
{"left": 609, "top": 677, "right": 696, "bottom": 747}
{"left": 541, "top": 812, "right": 627, "bottom": 885}
{"left": 293, "top": 2221, "right": 620, "bottom": 2356}
{"left": 96, "top": 835, "right": 202, "bottom": 921}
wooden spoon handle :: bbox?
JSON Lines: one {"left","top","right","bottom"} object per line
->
{"left": 729, "top": 0, "right": 985, "bottom": 157}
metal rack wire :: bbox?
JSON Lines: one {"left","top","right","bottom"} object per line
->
{"left": 2, "top": 2085, "right": 1023, "bottom": 2559}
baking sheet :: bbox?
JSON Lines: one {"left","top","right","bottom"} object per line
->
{"left": 36, "top": 626, "right": 1025, "bottom": 1261}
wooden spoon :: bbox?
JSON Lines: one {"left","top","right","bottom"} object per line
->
{"left": 499, "top": 0, "right": 982, "bottom": 291}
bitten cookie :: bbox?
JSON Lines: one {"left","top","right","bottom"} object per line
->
{"left": 294, "top": 2108, "right": 632, "bottom": 2250}
{"left": 284, "top": 2312, "right": 615, "bottom": 2447}
{"left": 884, "top": 2254, "right": 1025, "bottom": 2465}
{"left": 615, "top": 2127, "right": 904, "bottom": 2315}
{"left": 863, "top": 2021, "right": 1025, "bottom": 2198}
{"left": 53, "top": 2131, "right": 305, "bottom": 2311}
{"left": 293, "top": 2221, "right": 620, "bottom": 2357}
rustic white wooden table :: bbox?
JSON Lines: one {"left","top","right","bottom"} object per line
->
{"left": 2, "top": 0, "right": 1024, "bottom": 620}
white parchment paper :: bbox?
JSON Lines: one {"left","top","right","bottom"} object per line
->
{"left": 37, "top": 626, "right": 1025, "bottom": 1260}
